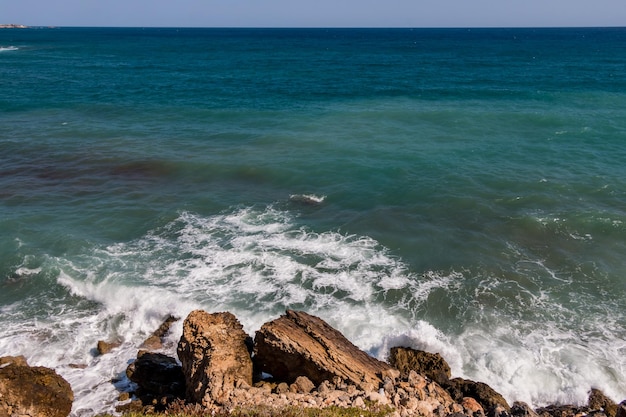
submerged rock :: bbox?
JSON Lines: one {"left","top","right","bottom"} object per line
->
{"left": 96, "top": 340, "right": 120, "bottom": 355}
{"left": 140, "top": 315, "right": 179, "bottom": 351}
{"left": 253, "top": 309, "right": 393, "bottom": 388}
{"left": 0, "top": 356, "right": 73, "bottom": 417}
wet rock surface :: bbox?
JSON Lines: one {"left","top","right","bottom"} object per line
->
{"left": 0, "top": 356, "right": 74, "bottom": 417}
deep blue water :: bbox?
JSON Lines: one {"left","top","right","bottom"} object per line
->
{"left": 1, "top": 27, "right": 625, "bottom": 415}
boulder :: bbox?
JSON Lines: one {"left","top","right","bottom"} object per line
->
{"left": 445, "top": 377, "right": 510, "bottom": 412}
{"left": 290, "top": 375, "right": 315, "bottom": 394}
{"left": 253, "top": 310, "right": 393, "bottom": 388}
{"left": 388, "top": 346, "right": 452, "bottom": 386}
{"left": 126, "top": 351, "right": 185, "bottom": 398}
{"left": 588, "top": 389, "right": 618, "bottom": 417}
{"left": 177, "top": 310, "right": 253, "bottom": 406}
{"left": 0, "top": 356, "right": 74, "bottom": 417}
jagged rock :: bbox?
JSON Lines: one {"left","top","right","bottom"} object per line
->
{"left": 489, "top": 404, "right": 512, "bottom": 417}
{"left": 0, "top": 356, "right": 74, "bottom": 417}
{"left": 141, "top": 315, "right": 179, "bottom": 351}
{"left": 589, "top": 389, "right": 618, "bottom": 417}
{"left": 511, "top": 401, "right": 538, "bottom": 417}
{"left": 536, "top": 404, "right": 588, "bottom": 417}
{"left": 177, "top": 310, "right": 253, "bottom": 406}
{"left": 0, "top": 355, "right": 28, "bottom": 367}
{"left": 388, "top": 346, "right": 452, "bottom": 386}
{"left": 254, "top": 310, "right": 393, "bottom": 388}
{"left": 616, "top": 401, "right": 626, "bottom": 417}
{"left": 445, "top": 377, "right": 510, "bottom": 412}
{"left": 126, "top": 351, "right": 185, "bottom": 398}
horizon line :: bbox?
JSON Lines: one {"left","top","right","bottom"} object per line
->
{"left": 11, "top": 24, "right": 626, "bottom": 30}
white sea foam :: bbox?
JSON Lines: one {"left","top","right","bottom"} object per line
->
{"left": 289, "top": 193, "right": 326, "bottom": 205}
{"left": 0, "top": 206, "right": 624, "bottom": 415}
{"left": 0, "top": 46, "right": 19, "bottom": 52}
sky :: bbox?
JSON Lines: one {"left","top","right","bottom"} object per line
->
{"left": 3, "top": 0, "right": 626, "bottom": 28}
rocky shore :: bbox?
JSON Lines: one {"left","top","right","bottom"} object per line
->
{"left": 0, "top": 24, "right": 28, "bottom": 28}
{"left": 1, "top": 309, "right": 624, "bottom": 417}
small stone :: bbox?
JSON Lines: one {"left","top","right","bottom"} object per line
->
{"left": 383, "top": 376, "right": 396, "bottom": 395}
{"left": 367, "top": 390, "right": 389, "bottom": 405}
{"left": 359, "top": 381, "right": 376, "bottom": 392}
{"left": 275, "top": 382, "right": 290, "bottom": 394}
{"left": 118, "top": 392, "right": 130, "bottom": 402}
{"left": 463, "top": 397, "right": 486, "bottom": 416}
{"left": 292, "top": 375, "right": 315, "bottom": 394}
{"left": 353, "top": 396, "right": 366, "bottom": 408}
{"left": 97, "top": 340, "right": 120, "bottom": 355}
{"left": 408, "top": 370, "right": 427, "bottom": 389}
{"left": 317, "top": 380, "right": 332, "bottom": 394}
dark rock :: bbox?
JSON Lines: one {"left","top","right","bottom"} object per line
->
{"left": 388, "top": 346, "right": 452, "bottom": 386}
{"left": 589, "top": 389, "right": 618, "bottom": 417}
{"left": 616, "top": 401, "right": 626, "bottom": 417}
{"left": 126, "top": 352, "right": 185, "bottom": 399}
{"left": 536, "top": 404, "right": 588, "bottom": 417}
{"left": 445, "top": 377, "right": 510, "bottom": 412}
{"left": 511, "top": 401, "right": 539, "bottom": 417}
{"left": 0, "top": 356, "right": 74, "bottom": 417}
{"left": 177, "top": 310, "right": 253, "bottom": 406}
{"left": 254, "top": 310, "right": 393, "bottom": 388}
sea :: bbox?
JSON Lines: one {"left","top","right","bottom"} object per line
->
{"left": 1, "top": 27, "right": 625, "bottom": 416}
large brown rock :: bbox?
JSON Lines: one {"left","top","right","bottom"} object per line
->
{"left": 388, "top": 346, "right": 452, "bottom": 386}
{"left": 177, "top": 310, "right": 253, "bottom": 406}
{"left": 253, "top": 310, "right": 393, "bottom": 388}
{"left": 445, "top": 377, "right": 510, "bottom": 413}
{"left": 0, "top": 356, "right": 74, "bottom": 417}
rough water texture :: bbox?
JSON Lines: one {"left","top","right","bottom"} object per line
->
{"left": 0, "top": 27, "right": 625, "bottom": 416}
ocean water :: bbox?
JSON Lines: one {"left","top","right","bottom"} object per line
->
{"left": 1, "top": 27, "right": 625, "bottom": 415}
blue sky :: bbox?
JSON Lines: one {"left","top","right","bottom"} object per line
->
{"left": 4, "top": 0, "right": 626, "bottom": 28}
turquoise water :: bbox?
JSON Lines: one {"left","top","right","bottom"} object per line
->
{"left": 1, "top": 27, "right": 625, "bottom": 415}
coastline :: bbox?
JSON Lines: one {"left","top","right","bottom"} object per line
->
{"left": 0, "top": 24, "right": 28, "bottom": 28}
{"left": 0, "top": 27, "right": 624, "bottom": 416}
